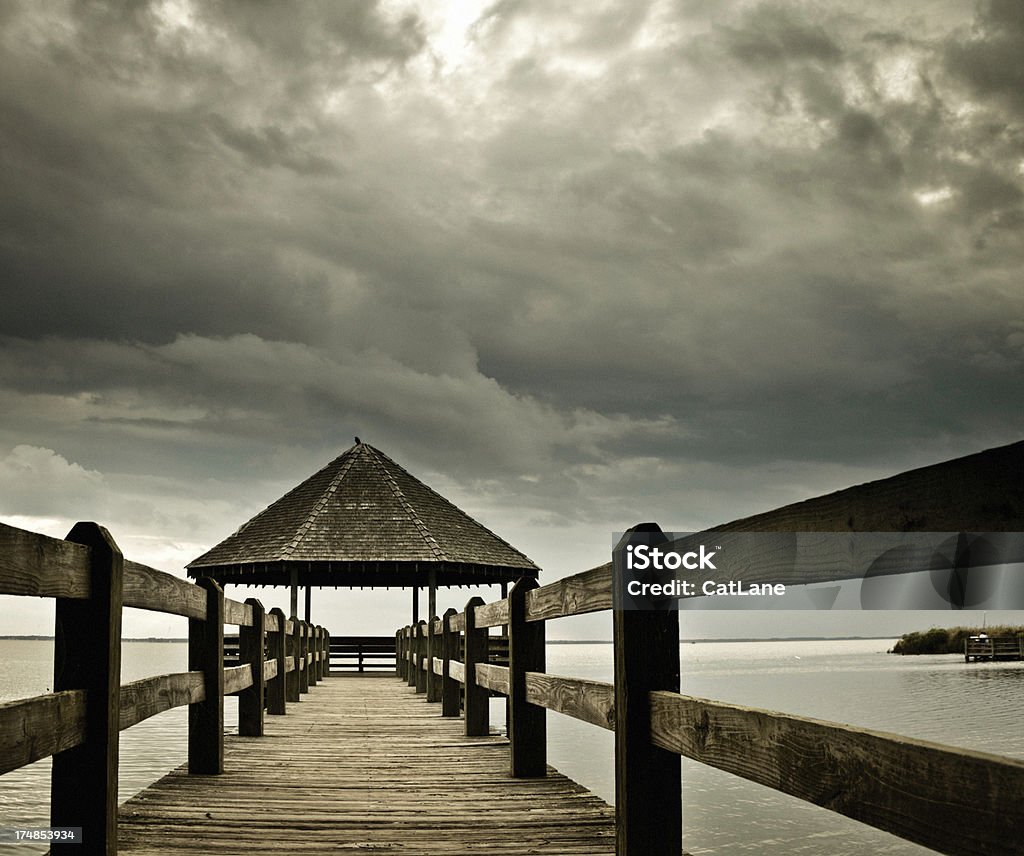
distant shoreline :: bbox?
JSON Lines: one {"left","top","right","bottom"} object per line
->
{"left": 2, "top": 635, "right": 896, "bottom": 643}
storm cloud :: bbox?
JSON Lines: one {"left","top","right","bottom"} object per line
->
{"left": 1, "top": 1, "right": 1021, "bottom": 633}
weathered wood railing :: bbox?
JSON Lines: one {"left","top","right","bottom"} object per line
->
{"left": 397, "top": 439, "right": 1024, "bottom": 856}
{"left": 329, "top": 635, "right": 398, "bottom": 672}
{"left": 964, "top": 635, "right": 1024, "bottom": 662}
{"left": 0, "top": 520, "right": 330, "bottom": 855}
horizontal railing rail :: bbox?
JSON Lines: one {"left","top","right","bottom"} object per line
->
{"left": 0, "top": 520, "right": 331, "bottom": 856}
{"left": 964, "top": 635, "right": 1024, "bottom": 661}
{"left": 330, "top": 635, "right": 398, "bottom": 672}
{"left": 397, "top": 439, "right": 1024, "bottom": 856}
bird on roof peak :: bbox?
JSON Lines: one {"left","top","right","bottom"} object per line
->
{"left": 354, "top": 436, "right": 362, "bottom": 445}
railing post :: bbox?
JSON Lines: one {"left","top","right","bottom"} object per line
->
{"left": 463, "top": 596, "right": 488, "bottom": 736}
{"left": 441, "top": 608, "right": 460, "bottom": 716}
{"left": 239, "top": 598, "right": 265, "bottom": 737}
{"left": 321, "top": 626, "right": 330, "bottom": 678}
{"left": 613, "top": 524, "right": 681, "bottom": 856}
{"left": 509, "top": 577, "right": 546, "bottom": 777}
{"left": 426, "top": 615, "right": 441, "bottom": 702}
{"left": 299, "top": 621, "right": 310, "bottom": 693}
{"left": 287, "top": 617, "right": 301, "bottom": 702}
{"left": 415, "top": 620, "right": 427, "bottom": 693}
{"left": 267, "top": 607, "right": 287, "bottom": 715}
{"left": 403, "top": 626, "right": 411, "bottom": 683}
{"left": 51, "top": 522, "right": 123, "bottom": 855}
{"left": 396, "top": 630, "right": 403, "bottom": 679}
{"left": 308, "top": 625, "right": 319, "bottom": 688}
{"left": 189, "top": 577, "right": 225, "bottom": 774}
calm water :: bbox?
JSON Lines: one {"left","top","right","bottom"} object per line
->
{"left": 2, "top": 638, "right": 1022, "bottom": 855}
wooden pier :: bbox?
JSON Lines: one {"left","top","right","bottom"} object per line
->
{"left": 965, "top": 635, "right": 1024, "bottom": 662}
{"left": 2, "top": 439, "right": 1024, "bottom": 856}
{"left": 118, "top": 675, "right": 615, "bottom": 854}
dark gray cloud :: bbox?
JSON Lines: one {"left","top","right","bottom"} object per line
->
{"left": 0, "top": 0, "right": 1021, "bottom": 636}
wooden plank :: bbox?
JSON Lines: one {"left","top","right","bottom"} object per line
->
{"left": 449, "top": 659, "right": 466, "bottom": 684}
{"left": 450, "top": 611, "right": 465, "bottom": 632}
{"left": 52, "top": 522, "right": 123, "bottom": 856}
{"left": 712, "top": 438, "right": 1024, "bottom": 533}
{"left": 0, "top": 691, "right": 87, "bottom": 775}
{"left": 613, "top": 524, "right": 680, "bottom": 856}
{"left": 426, "top": 616, "right": 439, "bottom": 702}
{"left": 525, "top": 565, "right": 613, "bottom": 622}
{"left": 509, "top": 577, "right": 545, "bottom": 778}
{"left": 414, "top": 621, "right": 427, "bottom": 694}
{"left": 123, "top": 561, "right": 205, "bottom": 620}
{"left": 299, "top": 622, "right": 309, "bottom": 693}
{"left": 524, "top": 674, "right": 615, "bottom": 731}
{"left": 223, "top": 597, "right": 253, "bottom": 628}
{"left": 118, "top": 676, "right": 617, "bottom": 855}
{"left": 266, "top": 607, "right": 286, "bottom": 716}
{"left": 223, "top": 665, "right": 253, "bottom": 697}
{"left": 475, "top": 663, "right": 510, "bottom": 696}
{"left": 286, "top": 620, "right": 300, "bottom": 703}
{"left": 0, "top": 521, "right": 90, "bottom": 599}
{"left": 188, "top": 578, "right": 224, "bottom": 775}
{"left": 463, "top": 596, "right": 489, "bottom": 737}
{"left": 308, "top": 626, "right": 319, "bottom": 687}
{"left": 432, "top": 656, "right": 443, "bottom": 676}
{"left": 406, "top": 622, "right": 418, "bottom": 688}
{"left": 238, "top": 598, "right": 264, "bottom": 735}
{"left": 441, "top": 608, "right": 460, "bottom": 716}
{"left": 262, "top": 658, "right": 277, "bottom": 682}
{"left": 264, "top": 612, "right": 280, "bottom": 633}
{"left": 119, "top": 673, "right": 204, "bottom": 730}
{"left": 474, "top": 598, "right": 510, "bottom": 629}
{"left": 649, "top": 690, "right": 1024, "bottom": 856}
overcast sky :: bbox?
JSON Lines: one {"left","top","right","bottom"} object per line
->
{"left": 1, "top": 1, "right": 1022, "bottom": 639}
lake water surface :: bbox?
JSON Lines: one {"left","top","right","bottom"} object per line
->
{"left": 2, "top": 638, "right": 1021, "bottom": 855}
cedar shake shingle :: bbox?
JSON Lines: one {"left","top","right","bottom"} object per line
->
{"left": 186, "top": 442, "right": 539, "bottom": 587}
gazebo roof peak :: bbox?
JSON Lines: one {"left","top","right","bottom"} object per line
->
{"left": 186, "top": 441, "right": 539, "bottom": 586}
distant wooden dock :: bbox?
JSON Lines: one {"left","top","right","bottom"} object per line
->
{"left": 118, "top": 675, "right": 615, "bottom": 855}
{"left": 965, "top": 635, "right": 1024, "bottom": 662}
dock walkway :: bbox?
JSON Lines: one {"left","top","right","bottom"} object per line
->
{"left": 117, "top": 676, "right": 616, "bottom": 855}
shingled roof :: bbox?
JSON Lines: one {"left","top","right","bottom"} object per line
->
{"left": 186, "top": 442, "right": 539, "bottom": 588}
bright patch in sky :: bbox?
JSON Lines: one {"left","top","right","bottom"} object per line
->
{"left": 419, "top": 0, "right": 480, "bottom": 71}
{"left": 914, "top": 186, "right": 954, "bottom": 206}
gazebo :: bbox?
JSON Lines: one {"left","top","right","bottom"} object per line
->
{"left": 186, "top": 440, "right": 539, "bottom": 624}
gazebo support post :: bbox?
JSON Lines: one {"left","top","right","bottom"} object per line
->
{"left": 304, "top": 585, "right": 311, "bottom": 623}
{"left": 412, "top": 585, "right": 419, "bottom": 624}
{"left": 289, "top": 567, "right": 298, "bottom": 619}
{"left": 428, "top": 568, "right": 437, "bottom": 630}
{"left": 426, "top": 568, "right": 438, "bottom": 701}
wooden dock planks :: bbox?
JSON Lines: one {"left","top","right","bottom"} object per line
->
{"left": 117, "top": 676, "right": 616, "bottom": 855}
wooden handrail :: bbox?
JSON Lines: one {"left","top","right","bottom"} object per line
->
{"left": 118, "top": 672, "right": 204, "bottom": 730}
{"left": 396, "top": 439, "right": 1024, "bottom": 856}
{"left": 649, "top": 690, "right": 1024, "bottom": 856}
{"left": 524, "top": 673, "right": 615, "bottom": 731}
{"left": 473, "top": 598, "right": 509, "bottom": 628}
{"left": 123, "top": 559, "right": 206, "bottom": 619}
{"left": 0, "top": 522, "right": 91, "bottom": 598}
{"left": 0, "top": 518, "right": 331, "bottom": 855}
{"left": 0, "top": 691, "right": 88, "bottom": 776}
